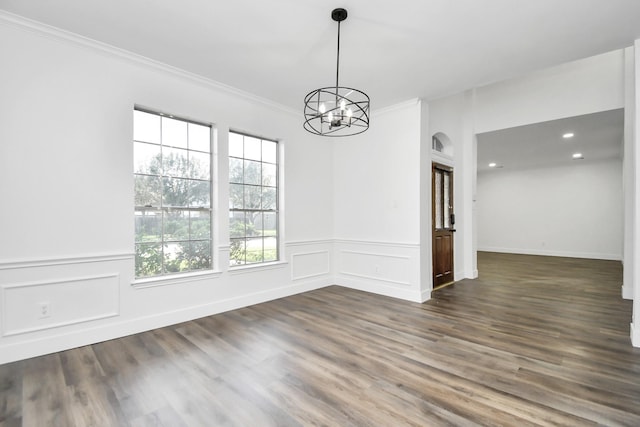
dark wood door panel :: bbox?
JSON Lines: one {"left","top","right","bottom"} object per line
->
{"left": 434, "top": 234, "right": 453, "bottom": 286}
{"left": 432, "top": 163, "right": 454, "bottom": 288}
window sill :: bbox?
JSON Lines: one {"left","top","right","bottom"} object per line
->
{"left": 228, "top": 260, "right": 289, "bottom": 276}
{"left": 132, "top": 270, "right": 222, "bottom": 289}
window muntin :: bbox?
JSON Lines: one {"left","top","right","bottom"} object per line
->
{"left": 432, "top": 135, "right": 444, "bottom": 152}
{"left": 229, "top": 131, "right": 279, "bottom": 266}
{"left": 433, "top": 165, "right": 453, "bottom": 231}
{"left": 134, "top": 109, "right": 212, "bottom": 278}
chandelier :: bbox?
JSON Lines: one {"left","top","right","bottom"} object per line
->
{"left": 303, "top": 8, "right": 370, "bottom": 137}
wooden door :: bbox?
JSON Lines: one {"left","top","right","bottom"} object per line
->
{"left": 432, "top": 163, "right": 454, "bottom": 287}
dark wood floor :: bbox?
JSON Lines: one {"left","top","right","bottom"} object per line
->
{"left": 2, "top": 252, "right": 639, "bottom": 426}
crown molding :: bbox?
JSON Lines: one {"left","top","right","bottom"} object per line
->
{"left": 0, "top": 10, "right": 298, "bottom": 116}
{"left": 372, "top": 98, "right": 422, "bottom": 116}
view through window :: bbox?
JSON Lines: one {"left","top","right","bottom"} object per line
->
{"left": 133, "top": 109, "right": 212, "bottom": 278}
{"left": 229, "top": 131, "right": 279, "bottom": 266}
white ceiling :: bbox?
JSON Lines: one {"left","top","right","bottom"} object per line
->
{"left": 476, "top": 109, "right": 624, "bottom": 173}
{"left": 1, "top": 0, "right": 640, "bottom": 111}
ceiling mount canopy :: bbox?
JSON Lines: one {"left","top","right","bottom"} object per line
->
{"left": 303, "top": 8, "right": 370, "bottom": 137}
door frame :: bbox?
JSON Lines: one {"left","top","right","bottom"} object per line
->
{"left": 432, "top": 162, "right": 455, "bottom": 288}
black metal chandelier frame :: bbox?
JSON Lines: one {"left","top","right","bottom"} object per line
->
{"left": 303, "top": 8, "right": 370, "bottom": 137}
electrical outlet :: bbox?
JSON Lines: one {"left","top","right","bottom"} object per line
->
{"left": 38, "top": 302, "right": 51, "bottom": 319}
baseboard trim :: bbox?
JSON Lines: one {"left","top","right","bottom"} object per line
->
{"left": 632, "top": 323, "right": 640, "bottom": 348}
{"left": 478, "top": 247, "right": 621, "bottom": 261}
{"left": 622, "top": 285, "right": 634, "bottom": 300}
{"left": 420, "top": 288, "right": 432, "bottom": 303}
{"left": 0, "top": 278, "right": 329, "bottom": 365}
{"left": 336, "top": 277, "right": 423, "bottom": 303}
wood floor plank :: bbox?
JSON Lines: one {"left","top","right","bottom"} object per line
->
{"left": 21, "top": 354, "right": 74, "bottom": 427}
{"left": 59, "top": 346, "right": 105, "bottom": 387}
{"left": 129, "top": 404, "right": 188, "bottom": 427}
{"left": 0, "top": 361, "right": 22, "bottom": 426}
{"left": 2, "top": 252, "right": 640, "bottom": 426}
{"left": 65, "top": 380, "right": 128, "bottom": 427}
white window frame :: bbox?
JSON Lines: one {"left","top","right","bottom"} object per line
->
{"left": 133, "top": 107, "right": 214, "bottom": 280}
{"left": 228, "top": 130, "right": 281, "bottom": 267}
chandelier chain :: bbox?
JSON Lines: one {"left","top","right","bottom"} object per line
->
{"left": 336, "top": 20, "right": 341, "bottom": 95}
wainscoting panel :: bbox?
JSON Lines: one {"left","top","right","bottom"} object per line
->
{"left": 339, "top": 250, "right": 411, "bottom": 285}
{"left": 2, "top": 274, "right": 120, "bottom": 336}
{"left": 291, "top": 250, "right": 330, "bottom": 281}
{"left": 334, "top": 240, "right": 423, "bottom": 302}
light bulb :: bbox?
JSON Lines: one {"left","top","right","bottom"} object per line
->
{"left": 319, "top": 103, "right": 326, "bottom": 114}
{"left": 340, "top": 99, "right": 346, "bottom": 111}
{"left": 327, "top": 111, "right": 333, "bottom": 123}
{"left": 346, "top": 108, "right": 353, "bottom": 124}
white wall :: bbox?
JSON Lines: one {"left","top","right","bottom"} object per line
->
{"left": 623, "top": 47, "right": 636, "bottom": 300}
{"left": 477, "top": 160, "right": 623, "bottom": 260}
{"left": 427, "top": 92, "right": 478, "bottom": 280}
{"left": 632, "top": 39, "right": 640, "bottom": 347}
{"left": 333, "top": 100, "right": 425, "bottom": 302}
{"left": 333, "top": 100, "right": 421, "bottom": 243}
{"left": 419, "top": 100, "right": 433, "bottom": 297}
{"left": 0, "top": 16, "right": 335, "bottom": 363}
{"left": 475, "top": 49, "right": 625, "bottom": 134}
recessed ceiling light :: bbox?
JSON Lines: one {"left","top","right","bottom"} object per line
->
{"left": 572, "top": 153, "right": 583, "bottom": 159}
{"left": 563, "top": 133, "right": 575, "bottom": 139}
{"left": 488, "top": 162, "right": 497, "bottom": 168}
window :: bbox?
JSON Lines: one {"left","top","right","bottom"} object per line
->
{"left": 133, "top": 109, "right": 212, "bottom": 278}
{"left": 433, "top": 164, "right": 453, "bottom": 230}
{"left": 432, "top": 135, "right": 444, "bottom": 153}
{"left": 229, "top": 131, "right": 279, "bottom": 266}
